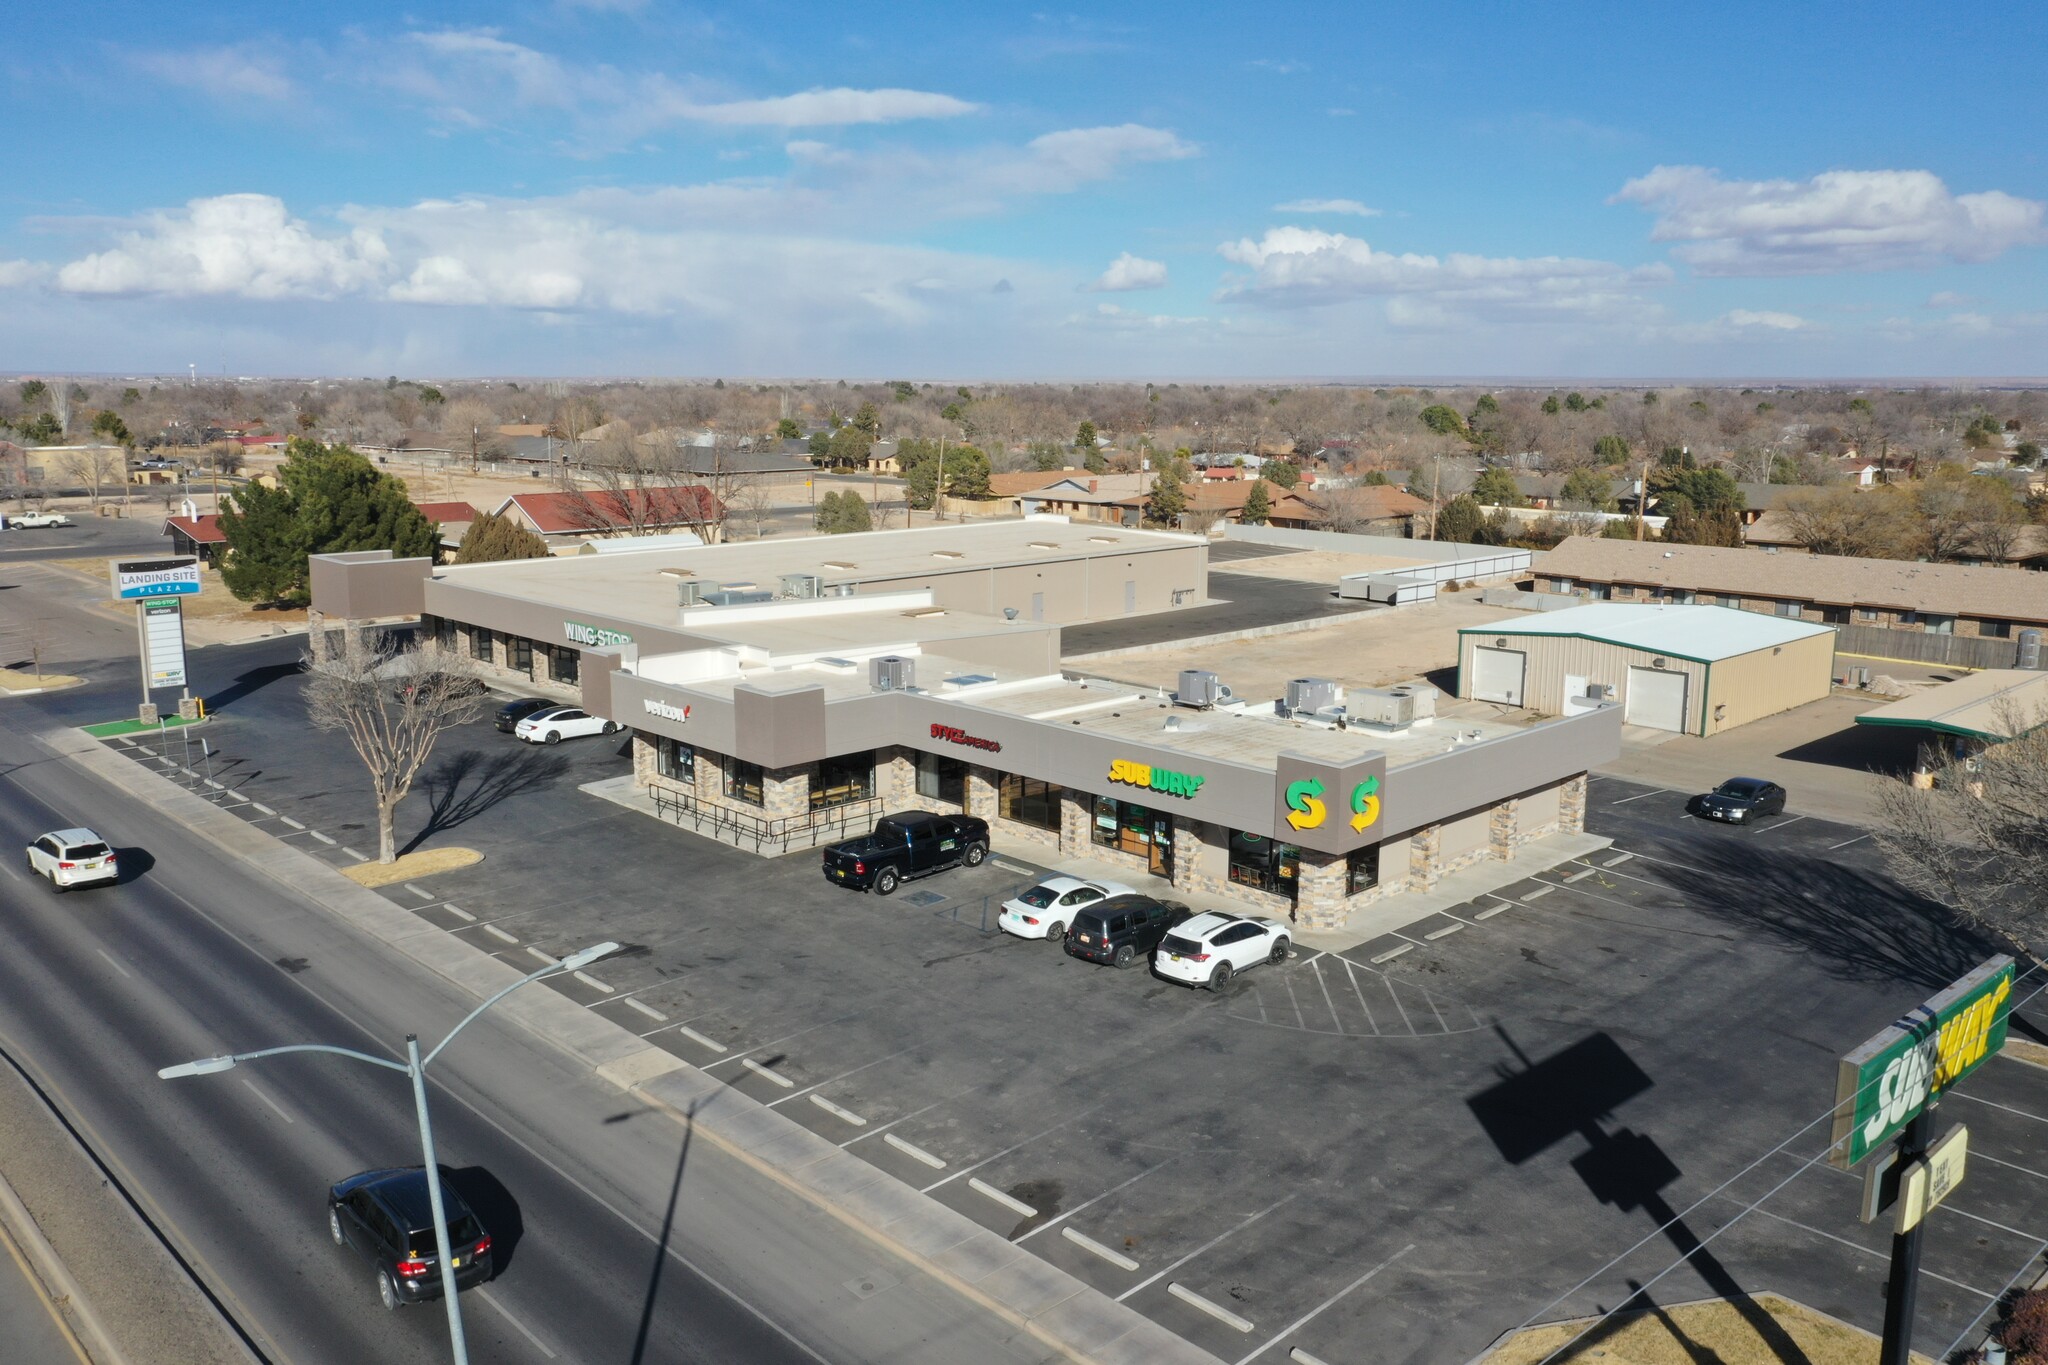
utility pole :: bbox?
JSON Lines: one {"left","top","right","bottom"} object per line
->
{"left": 1426, "top": 455, "right": 1441, "bottom": 540}
{"left": 934, "top": 436, "right": 946, "bottom": 524}
{"left": 1635, "top": 461, "right": 1649, "bottom": 541}
{"left": 470, "top": 425, "right": 479, "bottom": 475}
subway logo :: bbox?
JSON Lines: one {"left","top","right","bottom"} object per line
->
{"left": 1108, "top": 759, "right": 1205, "bottom": 799}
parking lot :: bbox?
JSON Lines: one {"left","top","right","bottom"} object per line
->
{"left": 30, "top": 639, "right": 2048, "bottom": 1365}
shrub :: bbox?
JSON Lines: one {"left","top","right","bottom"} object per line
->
{"left": 2001, "top": 1287, "right": 2048, "bottom": 1358}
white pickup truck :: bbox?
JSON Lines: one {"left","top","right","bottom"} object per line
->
{"left": 4, "top": 512, "right": 74, "bottom": 529}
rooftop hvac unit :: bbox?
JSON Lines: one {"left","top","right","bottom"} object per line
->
{"left": 1584, "top": 682, "right": 1613, "bottom": 700}
{"left": 675, "top": 579, "right": 707, "bottom": 606}
{"left": 2020, "top": 629, "right": 2043, "bottom": 670}
{"left": 701, "top": 588, "right": 775, "bottom": 606}
{"left": 1284, "top": 677, "right": 1341, "bottom": 717}
{"left": 870, "top": 656, "right": 915, "bottom": 692}
{"left": 1348, "top": 683, "right": 1440, "bottom": 729}
{"left": 780, "top": 572, "right": 821, "bottom": 599}
{"left": 1176, "top": 669, "right": 1233, "bottom": 709}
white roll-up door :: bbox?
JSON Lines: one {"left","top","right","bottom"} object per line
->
{"left": 1470, "top": 647, "right": 1526, "bottom": 705}
{"left": 1625, "top": 666, "right": 1689, "bottom": 732}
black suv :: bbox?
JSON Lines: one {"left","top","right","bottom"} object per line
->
{"left": 1064, "top": 893, "right": 1193, "bottom": 968}
{"left": 328, "top": 1167, "right": 493, "bottom": 1310}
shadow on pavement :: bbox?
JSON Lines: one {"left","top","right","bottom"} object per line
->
{"left": 631, "top": 1101, "right": 695, "bottom": 1365}
{"left": 1776, "top": 722, "right": 1920, "bottom": 777}
{"left": 444, "top": 1166, "right": 524, "bottom": 1276}
{"left": 205, "top": 661, "right": 301, "bottom": 712}
{"left": 404, "top": 747, "right": 571, "bottom": 854}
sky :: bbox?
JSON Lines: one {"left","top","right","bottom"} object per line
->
{"left": 3, "top": 1, "right": 2044, "bottom": 381}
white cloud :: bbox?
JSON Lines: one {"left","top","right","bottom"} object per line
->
{"left": 1085, "top": 253, "right": 1168, "bottom": 292}
{"left": 1721, "top": 309, "right": 1808, "bottom": 330}
{"left": 1217, "top": 226, "right": 1668, "bottom": 322}
{"left": 1273, "top": 198, "right": 1379, "bottom": 217}
{"left": 1011, "top": 125, "right": 1196, "bottom": 190}
{"left": 54, "top": 195, "right": 391, "bottom": 299}
{"left": 1614, "top": 165, "right": 2048, "bottom": 275}
{"left": 1249, "top": 59, "right": 1308, "bottom": 74}
{"left": 1066, "top": 303, "right": 1209, "bottom": 331}
{"left": 1926, "top": 290, "right": 1976, "bottom": 308}
{"left": 129, "top": 45, "right": 294, "bottom": 100}
{"left": 0, "top": 259, "right": 46, "bottom": 288}
{"left": 664, "top": 86, "right": 979, "bottom": 126}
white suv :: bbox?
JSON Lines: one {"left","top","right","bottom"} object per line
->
{"left": 26, "top": 828, "right": 120, "bottom": 891}
{"left": 1154, "top": 911, "right": 1291, "bottom": 990}
{"left": 998, "top": 876, "right": 1135, "bottom": 941}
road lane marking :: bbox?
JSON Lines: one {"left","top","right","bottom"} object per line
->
{"left": 482, "top": 925, "right": 519, "bottom": 944}
{"left": 94, "top": 948, "right": 131, "bottom": 978}
{"left": 1756, "top": 814, "right": 1810, "bottom": 834}
{"left": 970, "top": 1178, "right": 1036, "bottom": 1218}
{"left": 678, "top": 1026, "right": 728, "bottom": 1053}
{"left": 240, "top": 1079, "right": 295, "bottom": 1125}
{"left": 476, "top": 1287, "right": 557, "bottom": 1359}
{"left": 1308, "top": 958, "right": 1344, "bottom": 1036}
{"left": 1062, "top": 1227, "right": 1139, "bottom": 1271}
{"left": 1169, "top": 1282, "right": 1253, "bottom": 1332}
{"left": 884, "top": 1133, "right": 946, "bottom": 1168}
{"left": 1234, "top": 1244, "right": 1416, "bottom": 1365}
{"left": 741, "top": 1058, "right": 795, "bottom": 1088}
{"left": 625, "top": 998, "right": 667, "bottom": 1021}
{"left": 809, "top": 1095, "right": 866, "bottom": 1126}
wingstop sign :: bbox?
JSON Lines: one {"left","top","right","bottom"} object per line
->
{"left": 1829, "top": 956, "right": 2013, "bottom": 1169}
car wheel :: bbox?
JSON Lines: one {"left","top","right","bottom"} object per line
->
{"left": 544, "top": 731, "right": 561, "bottom": 745}
{"left": 378, "top": 1268, "right": 401, "bottom": 1311}
{"left": 1112, "top": 944, "right": 1135, "bottom": 969}
{"left": 1208, "top": 962, "right": 1234, "bottom": 992}
{"left": 48, "top": 871, "right": 65, "bottom": 894}
{"left": 601, "top": 721, "right": 618, "bottom": 734}
{"left": 1270, "top": 938, "right": 1291, "bottom": 965}
{"left": 963, "top": 842, "right": 987, "bottom": 867}
{"left": 874, "top": 868, "right": 899, "bottom": 896}
{"left": 1046, "top": 921, "right": 1065, "bottom": 942}
{"left": 329, "top": 1207, "right": 346, "bottom": 1246}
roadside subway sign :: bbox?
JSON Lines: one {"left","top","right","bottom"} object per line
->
{"left": 1829, "top": 956, "right": 2013, "bottom": 1169}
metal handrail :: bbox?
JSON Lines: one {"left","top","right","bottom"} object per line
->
{"left": 648, "top": 782, "right": 889, "bottom": 856}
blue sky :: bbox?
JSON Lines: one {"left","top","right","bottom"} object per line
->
{"left": 3, "top": 1, "right": 2043, "bottom": 379}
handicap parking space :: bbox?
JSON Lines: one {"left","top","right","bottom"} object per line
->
{"left": 88, "top": 696, "right": 2048, "bottom": 1363}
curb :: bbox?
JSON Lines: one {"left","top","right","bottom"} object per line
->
{"left": 47, "top": 727, "right": 1224, "bottom": 1365}
{"left": 0, "top": 1166, "right": 128, "bottom": 1365}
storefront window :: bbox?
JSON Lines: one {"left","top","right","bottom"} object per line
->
{"left": 999, "top": 775, "right": 1061, "bottom": 832}
{"left": 1346, "top": 844, "right": 1380, "bottom": 896}
{"left": 1092, "top": 797, "right": 1160, "bottom": 855}
{"left": 916, "top": 752, "right": 967, "bottom": 806}
{"left": 656, "top": 738, "right": 694, "bottom": 783}
{"left": 812, "top": 752, "right": 874, "bottom": 809}
{"left": 1227, "top": 831, "right": 1299, "bottom": 901}
{"left": 551, "top": 645, "right": 579, "bottom": 685}
{"left": 508, "top": 636, "right": 533, "bottom": 677}
{"left": 726, "top": 759, "right": 764, "bottom": 807}
{"left": 430, "top": 615, "right": 456, "bottom": 651}
{"left": 469, "top": 627, "right": 491, "bottom": 662}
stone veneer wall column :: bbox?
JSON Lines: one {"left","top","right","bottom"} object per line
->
{"left": 1407, "top": 824, "right": 1443, "bottom": 892}
{"left": 965, "top": 768, "right": 999, "bottom": 823}
{"left": 632, "top": 733, "right": 655, "bottom": 789}
{"left": 1294, "top": 851, "right": 1349, "bottom": 930}
{"left": 1170, "top": 819, "right": 1207, "bottom": 899}
{"left": 1489, "top": 797, "right": 1520, "bottom": 861}
{"left": 762, "top": 765, "right": 810, "bottom": 819}
{"left": 1059, "top": 792, "right": 1091, "bottom": 859}
{"left": 1559, "top": 775, "right": 1587, "bottom": 834}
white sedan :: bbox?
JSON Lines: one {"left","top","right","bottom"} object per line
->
{"left": 513, "top": 706, "right": 619, "bottom": 745}
{"left": 26, "top": 828, "right": 120, "bottom": 891}
{"left": 998, "top": 876, "right": 1135, "bottom": 941}
{"left": 1154, "top": 911, "right": 1291, "bottom": 990}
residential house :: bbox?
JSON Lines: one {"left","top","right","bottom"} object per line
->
{"left": 1265, "top": 484, "right": 1427, "bottom": 535}
{"left": 166, "top": 499, "right": 482, "bottom": 564}
{"left": 492, "top": 487, "right": 727, "bottom": 544}
{"left": 1016, "top": 473, "right": 1155, "bottom": 526}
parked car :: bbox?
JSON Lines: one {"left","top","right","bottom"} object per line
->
{"left": 821, "top": 811, "right": 989, "bottom": 895}
{"left": 494, "top": 697, "right": 555, "bottom": 733}
{"left": 513, "top": 705, "right": 618, "bottom": 745}
{"left": 1064, "top": 893, "right": 1192, "bottom": 968}
{"left": 327, "top": 1167, "right": 492, "bottom": 1310}
{"left": 1692, "top": 777, "right": 1787, "bottom": 824}
{"left": 1154, "top": 911, "right": 1291, "bottom": 990}
{"left": 998, "top": 876, "right": 1135, "bottom": 941}
{"left": 25, "top": 828, "right": 119, "bottom": 891}
{"left": 6, "top": 512, "right": 73, "bottom": 529}
{"left": 391, "top": 673, "right": 488, "bottom": 704}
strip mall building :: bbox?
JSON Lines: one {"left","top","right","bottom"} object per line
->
{"left": 311, "top": 519, "right": 1618, "bottom": 929}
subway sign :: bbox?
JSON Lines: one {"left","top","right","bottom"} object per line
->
{"left": 1108, "top": 758, "right": 1205, "bottom": 799}
{"left": 1830, "top": 956, "right": 2013, "bottom": 1169}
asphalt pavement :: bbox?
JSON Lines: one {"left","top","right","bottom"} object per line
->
{"left": 0, "top": 1224, "right": 85, "bottom": 1365}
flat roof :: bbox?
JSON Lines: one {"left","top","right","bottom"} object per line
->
{"left": 1462, "top": 602, "right": 1833, "bottom": 661}
{"left": 1853, "top": 669, "right": 2048, "bottom": 741}
{"left": 433, "top": 517, "right": 1200, "bottom": 630}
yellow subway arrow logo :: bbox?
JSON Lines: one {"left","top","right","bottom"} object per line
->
{"left": 1350, "top": 775, "right": 1381, "bottom": 833}
{"left": 1284, "top": 777, "right": 1327, "bottom": 831}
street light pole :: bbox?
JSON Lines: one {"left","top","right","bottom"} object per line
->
{"left": 159, "top": 941, "right": 619, "bottom": 1365}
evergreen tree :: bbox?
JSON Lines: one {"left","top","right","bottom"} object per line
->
{"left": 1147, "top": 459, "right": 1187, "bottom": 525}
{"left": 1261, "top": 459, "right": 1301, "bottom": 490}
{"left": 1434, "top": 493, "right": 1485, "bottom": 543}
{"left": 1471, "top": 467, "right": 1523, "bottom": 506}
{"left": 1083, "top": 445, "right": 1108, "bottom": 474}
{"left": 217, "top": 439, "right": 437, "bottom": 606}
{"left": 776, "top": 417, "right": 801, "bottom": 440}
{"left": 453, "top": 509, "right": 552, "bottom": 564}
{"left": 815, "top": 490, "right": 872, "bottom": 534}
{"left": 1242, "top": 479, "right": 1271, "bottom": 525}
{"left": 1075, "top": 420, "right": 1097, "bottom": 449}
{"left": 1592, "top": 433, "right": 1631, "bottom": 465}
{"left": 850, "top": 401, "right": 881, "bottom": 437}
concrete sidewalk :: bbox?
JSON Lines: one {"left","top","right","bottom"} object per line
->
{"left": 55, "top": 728, "right": 1224, "bottom": 1365}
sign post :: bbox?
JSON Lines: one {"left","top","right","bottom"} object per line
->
{"left": 1831, "top": 957, "right": 2013, "bottom": 1365}
{"left": 109, "top": 556, "right": 201, "bottom": 721}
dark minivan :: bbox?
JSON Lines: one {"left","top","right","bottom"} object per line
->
{"left": 1064, "top": 893, "right": 1192, "bottom": 968}
{"left": 328, "top": 1167, "right": 493, "bottom": 1310}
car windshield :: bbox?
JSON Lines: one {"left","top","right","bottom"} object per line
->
{"left": 1160, "top": 934, "right": 1201, "bottom": 956}
{"left": 1714, "top": 781, "right": 1763, "bottom": 797}
{"left": 408, "top": 1212, "right": 483, "bottom": 1248}
{"left": 66, "top": 842, "right": 111, "bottom": 859}
{"left": 1017, "top": 886, "right": 1057, "bottom": 908}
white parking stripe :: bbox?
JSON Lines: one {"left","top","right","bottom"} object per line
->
{"left": 1018, "top": 1156, "right": 1176, "bottom": 1244}
{"left": 741, "top": 1058, "right": 796, "bottom": 1089}
{"left": 279, "top": 816, "right": 304, "bottom": 830}
{"left": 482, "top": 925, "right": 519, "bottom": 944}
{"left": 1117, "top": 1195, "right": 1295, "bottom": 1302}
{"left": 1232, "top": 1244, "right": 1415, "bottom": 1365}
{"left": 1062, "top": 1227, "right": 1139, "bottom": 1271}
{"left": 624, "top": 998, "right": 667, "bottom": 1021}
{"left": 1753, "top": 814, "right": 1809, "bottom": 834}
{"left": 1829, "top": 834, "right": 1871, "bottom": 850}
{"left": 1607, "top": 789, "right": 1671, "bottom": 804}
{"left": 808, "top": 1095, "right": 866, "bottom": 1126}
{"left": 678, "top": 1026, "right": 728, "bottom": 1054}
{"left": 1169, "top": 1282, "right": 1252, "bottom": 1332}
{"left": 883, "top": 1133, "right": 946, "bottom": 1168}
{"left": 970, "top": 1178, "right": 1036, "bottom": 1218}
{"left": 923, "top": 1104, "right": 1105, "bottom": 1194}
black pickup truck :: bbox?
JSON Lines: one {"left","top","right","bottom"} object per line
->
{"left": 821, "top": 812, "right": 991, "bottom": 895}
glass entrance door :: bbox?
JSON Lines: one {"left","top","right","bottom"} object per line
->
{"left": 1148, "top": 816, "right": 1173, "bottom": 880}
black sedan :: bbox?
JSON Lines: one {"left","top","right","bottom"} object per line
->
{"left": 495, "top": 697, "right": 555, "bottom": 732}
{"left": 1692, "top": 777, "right": 1787, "bottom": 824}
{"left": 328, "top": 1167, "right": 493, "bottom": 1310}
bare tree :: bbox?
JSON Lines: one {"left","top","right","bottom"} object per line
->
{"left": 726, "top": 475, "right": 776, "bottom": 539}
{"left": 559, "top": 430, "right": 727, "bottom": 542}
{"left": 1875, "top": 702, "right": 2048, "bottom": 954}
{"left": 56, "top": 446, "right": 125, "bottom": 507}
{"left": 303, "top": 639, "right": 487, "bottom": 864}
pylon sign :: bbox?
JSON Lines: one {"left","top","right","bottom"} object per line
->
{"left": 1829, "top": 956, "right": 2013, "bottom": 1169}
